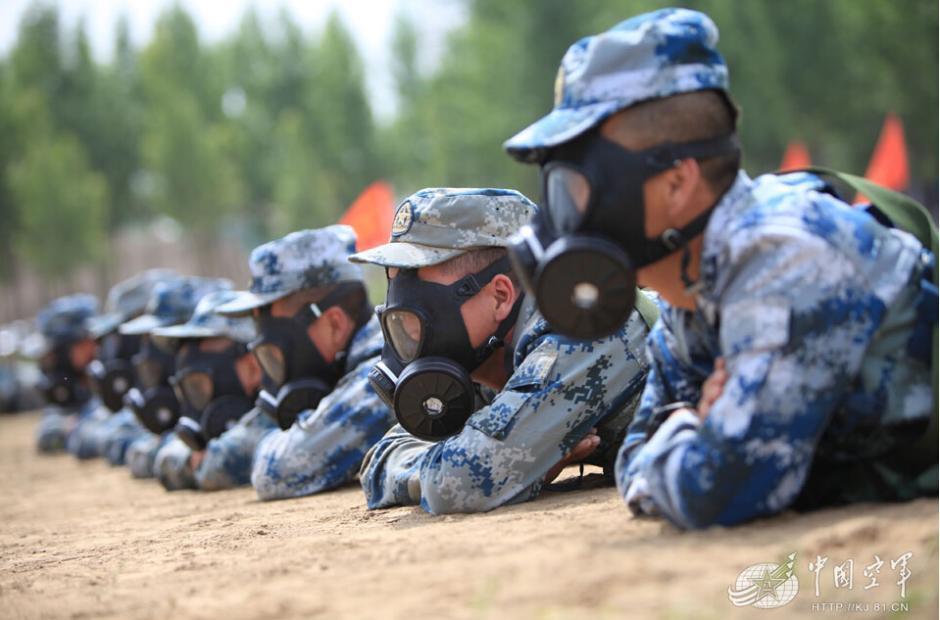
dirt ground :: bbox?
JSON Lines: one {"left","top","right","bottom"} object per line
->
{"left": 1, "top": 412, "right": 937, "bottom": 620}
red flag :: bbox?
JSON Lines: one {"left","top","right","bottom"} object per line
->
{"left": 339, "top": 181, "right": 395, "bottom": 251}
{"left": 855, "top": 113, "right": 909, "bottom": 203}
{"left": 779, "top": 141, "right": 811, "bottom": 172}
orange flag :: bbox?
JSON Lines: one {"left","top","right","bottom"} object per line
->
{"left": 855, "top": 113, "right": 909, "bottom": 203}
{"left": 779, "top": 141, "right": 811, "bottom": 172}
{"left": 339, "top": 181, "right": 395, "bottom": 251}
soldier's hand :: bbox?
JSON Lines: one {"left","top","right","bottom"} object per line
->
{"left": 697, "top": 357, "right": 728, "bottom": 421}
{"left": 189, "top": 449, "right": 206, "bottom": 471}
{"left": 544, "top": 429, "right": 600, "bottom": 483}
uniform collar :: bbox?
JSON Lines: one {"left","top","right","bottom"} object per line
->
{"left": 694, "top": 170, "right": 754, "bottom": 317}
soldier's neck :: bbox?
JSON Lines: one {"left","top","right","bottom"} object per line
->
{"left": 471, "top": 329, "right": 515, "bottom": 391}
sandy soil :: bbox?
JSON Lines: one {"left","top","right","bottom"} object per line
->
{"left": 1, "top": 411, "right": 937, "bottom": 620}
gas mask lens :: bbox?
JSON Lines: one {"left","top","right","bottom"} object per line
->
{"left": 178, "top": 371, "right": 213, "bottom": 411}
{"left": 544, "top": 165, "right": 590, "bottom": 232}
{"left": 252, "top": 343, "right": 286, "bottom": 387}
{"left": 382, "top": 308, "right": 423, "bottom": 363}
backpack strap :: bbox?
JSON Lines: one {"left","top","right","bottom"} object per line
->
{"left": 634, "top": 288, "right": 660, "bottom": 329}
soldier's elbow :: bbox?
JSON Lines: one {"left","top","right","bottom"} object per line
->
{"left": 251, "top": 464, "right": 284, "bottom": 501}
{"left": 419, "top": 472, "right": 496, "bottom": 515}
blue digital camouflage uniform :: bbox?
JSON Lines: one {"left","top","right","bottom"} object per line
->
{"left": 147, "top": 400, "right": 276, "bottom": 490}
{"left": 252, "top": 317, "right": 392, "bottom": 500}
{"left": 155, "top": 228, "right": 371, "bottom": 492}
{"left": 362, "top": 308, "right": 649, "bottom": 514}
{"left": 195, "top": 407, "right": 278, "bottom": 490}
{"left": 67, "top": 270, "right": 176, "bottom": 463}
{"left": 37, "top": 398, "right": 100, "bottom": 453}
{"left": 32, "top": 294, "right": 101, "bottom": 453}
{"left": 65, "top": 405, "right": 111, "bottom": 458}
{"left": 154, "top": 435, "right": 198, "bottom": 489}
{"left": 149, "top": 289, "right": 257, "bottom": 491}
{"left": 615, "top": 172, "right": 933, "bottom": 529}
{"left": 351, "top": 188, "right": 652, "bottom": 513}
{"left": 503, "top": 8, "right": 936, "bottom": 528}
{"left": 151, "top": 399, "right": 276, "bottom": 489}
{"left": 127, "top": 432, "right": 171, "bottom": 479}
{"left": 120, "top": 277, "right": 234, "bottom": 479}
{"left": 207, "top": 225, "right": 391, "bottom": 498}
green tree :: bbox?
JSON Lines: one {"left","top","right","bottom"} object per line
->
{"left": 269, "top": 110, "right": 341, "bottom": 234}
{"left": 9, "top": 130, "right": 108, "bottom": 282}
{"left": 306, "top": 12, "right": 379, "bottom": 212}
{"left": 138, "top": 5, "right": 242, "bottom": 238}
{"left": 0, "top": 63, "right": 19, "bottom": 283}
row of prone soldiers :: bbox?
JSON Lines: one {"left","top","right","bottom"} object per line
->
{"left": 31, "top": 8, "right": 937, "bottom": 528}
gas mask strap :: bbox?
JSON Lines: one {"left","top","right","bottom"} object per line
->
{"left": 453, "top": 255, "right": 514, "bottom": 299}
{"left": 500, "top": 294, "right": 527, "bottom": 376}
{"left": 640, "top": 133, "right": 739, "bottom": 265}
{"left": 680, "top": 245, "right": 698, "bottom": 293}
{"left": 479, "top": 290, "right": 525, "bottom": 362}
{"left": 654, "top": 133, "right": 740, "bottom": 165}
{"left": 644, "top": 190, "right": 718, "bottom": 267}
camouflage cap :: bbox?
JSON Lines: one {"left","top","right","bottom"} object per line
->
{"left": 504, "top": 8, "right": 730, "bottom": 162}
{"left": 34, "top": 293, "right": 99, "bottom": 353}
{"left": 151, "top": 290, "right": 256, "bottom": 344}
{"left": 119, "top": 276, "right": 233, "bottom": 336}
{"left": 216, "top": 226, "right": 364, "bottom": 316}
{"left": 87, "top": 269, "right": 178, "bottom": 339}
{"left": 349, "top": 188, "right": 537, "bottom": 269}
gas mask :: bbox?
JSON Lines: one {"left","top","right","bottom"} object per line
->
{"left": 509, "top": 130, "right": 739, "bottom": 340}
{"left": 171, "top": 343, "right": 254, "bottom": 451}
{"left": 127, "top": 337, "right": 181, "bottom": 435}
{"left": 368, "top": 256, "right": 522, "bottom": 441}
{"left": 88, "top": 333, "right": 140, "bottom": 413}
{"left": 249, "top": 295, "right": 349, "bottom": 430}
{"left": 38, "top": 342, "right": 92, "bottom": 407}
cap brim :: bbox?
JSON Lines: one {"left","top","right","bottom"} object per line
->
{"left": 150, "top": 324, "right": 222, "bottom": 340}
{"left": 87, "top": 312, "right": 123, "bottom": 340}
{"left": 349, "top": 241, "right": 466, "bottom": 269}
{"left": 118, "top": 314, "right": 164, "bottom": 335}
{"left": 214, "top": 290, "right": 287, "bottom": 317}
{"left": 503, "top": 101, "right": 622, "bottom": 162}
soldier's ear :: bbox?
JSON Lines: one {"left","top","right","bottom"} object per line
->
{"left": 665, "top": 157, "right": 703, "bottom": 222}
{"left": 310, "top": 306, "right": 354, "bottom": 361}
{"left": 490, "top": 274, "right": 516, "bottom": 322}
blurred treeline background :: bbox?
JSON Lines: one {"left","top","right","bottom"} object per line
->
{"left": 0, "top": 0, "right": 937, "bottom": 321}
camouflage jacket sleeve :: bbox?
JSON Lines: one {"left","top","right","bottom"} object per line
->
{"left": 616, "top": 305, "right": 714, "bottom": 473}
{"left": 195, "top": 407, "right": 277, "bottom": 491}
{"left": 615, "top": 229, "right": 906, "bottom": 529}
{"left": 154, "top": 435, "right": 197, "bottom": 491}
{"left": 102, "top": 410, "right": 149, "bottom": 466}
{"left": 36, "top": 406, "right": 72, "bottom": 453}
{"left": 127, "top": 432, "right": 168, "bottom": 479}
{"left": 65, "top": 403, "right": 111, "bottom": 459}
{"left": 252, "top": 356, "right": 395, "bottom": 501}
{"left": 360, "top": 313, "right": 650, "bottom": 514}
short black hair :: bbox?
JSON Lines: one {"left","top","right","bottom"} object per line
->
{"left": 439, "top": 247, "right": 519, "bottom": 287}
{"left": 283, "top": 281, "right": 368, "bottom": 323}
{"left": 609, "top": 90, "right": 740, "bottom": 194}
